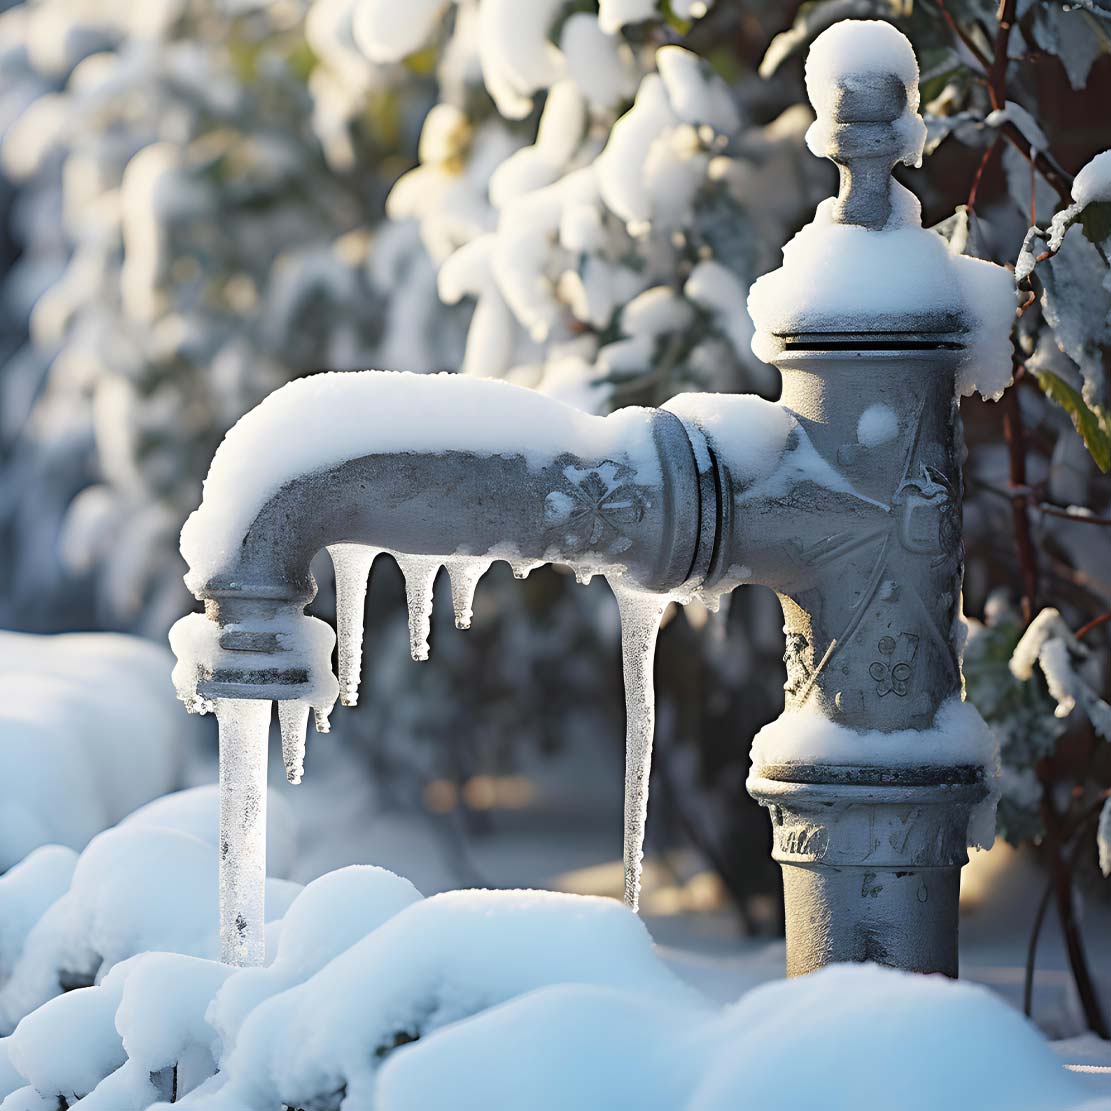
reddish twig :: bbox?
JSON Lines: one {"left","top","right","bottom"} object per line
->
{"left": 1038, "top": 505, "right": 1111, "bottom": 527}
{"left": 987, "top": 0, "right": 1015, "bottom": 111}
{"left": 936, "top": 0, "right": 992, "bottom": 71}
{"left": 967, "top": 135, "right": 1001, "bottom": 216}
{"left": 1076, "top": 612, "right": 1111, "bottom": 640}
{"left": 1040, "top": 779, "right": 1111, "bottom": 1038}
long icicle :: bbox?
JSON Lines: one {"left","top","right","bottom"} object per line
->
{"left": 608, "top": 580, "right": 671, "bottom": 912}
{"left": 278, "top": 699, "right": 310, "bottom": 784}
{"left": 215, "top": 697, "right": 272, "bottom": 967}
{"left": 396, "top": 555, "right": 442, "bottom": 661}
{"left": 327, "top": 544, "right": 380, "bottom": 707}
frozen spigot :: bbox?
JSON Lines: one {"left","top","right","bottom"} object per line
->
{"left": 170, "top": 20, "right": 1013, "bottom": 977}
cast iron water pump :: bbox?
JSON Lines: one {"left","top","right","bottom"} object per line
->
{"left": 172, "top": 21, "right": 1002, "bottom": 973}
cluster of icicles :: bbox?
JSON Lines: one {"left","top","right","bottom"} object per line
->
{"left": 215, "top": 544, "right": 706, "bottom": 914}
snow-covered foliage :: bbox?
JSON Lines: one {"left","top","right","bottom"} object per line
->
{"left": 0, "top": 847, "right": 1094, "bottom": 1111}
{"left": 0, "top": 631, "right": 190, "bottom": 869}
{"left": 1011, "top": 609, "right": 1111, "bottom": 742}
{"left": 0, "top": 786, "right": 299, "bottom": 1036}
{"left": 0, "top": 0, "right": 437, "bottom": 634}
{"left": 354, "top": 0, "right": 785, "bottom": 406}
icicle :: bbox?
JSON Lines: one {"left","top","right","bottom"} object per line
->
{"left": 215, "top": 697, "right": 272, "bottom": 967}
{"left": 571, "top": 564, "right": 598, "bottom": 586}
{"left": 327, "top": 544, "right": 380, "bottom": 707}
{"left": 396, "top": 555, "right": 441, "bottom": 661}
{"left": 314, "top": 705, "right": 332, "bottom": 733}
{"left": 278, "top": 700, "right": 310, "bottom": 784}
{"left": 608, "top": 580, "right": 671, "bottom": 913}
{"left": 510, "top": 558, "right": 544, "bottom": 580}
{"left": 445, "top": 557, "right": 492, "bottom": 630}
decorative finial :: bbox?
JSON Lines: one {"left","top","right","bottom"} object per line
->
{"left": 804, "top": 20, "right": 926, "bottom": 230}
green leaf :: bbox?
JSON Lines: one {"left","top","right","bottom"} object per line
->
{"left": 661, "top": 1, "right": 692, "bottom": 35}
{"left": 1033, "top": 368, "right": 1111, "bottom": 472}
{"left": 1081, "top": 201, "right": 1111, "bottom": 246}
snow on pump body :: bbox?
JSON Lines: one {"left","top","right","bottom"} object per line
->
{"left": 170, "top": 19, "right": 1010, "bottom": 975}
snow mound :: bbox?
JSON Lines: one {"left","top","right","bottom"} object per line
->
{"left": 207, "top": 865, "right": 422, "bottom": 1054}
{"left": 377, "top": 964, "right": 1089, "bottom": 1111}
{"left": 0, "top": 848, "right": 1093, "bottom": 1111}
{"left": 0, "top": 632, "right": 188, "bottom": 869}
{"left": 0, "top": 823, "right": 300, "bottom": 1033}
{"left": 120, "top": 785, "right": 300, "bottom": 882}
{"left": 1072, "top": 149, "right": 1111, "bottom": 207}
{"left": 186, "top": 887, "right": 697, "bottom": 1109}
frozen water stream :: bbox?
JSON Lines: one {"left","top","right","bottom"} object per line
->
{"left": 215, "top": 698, "right": 271, "bottom": 967}
{"left": 610, "top": 581, "right": 671, "bottom": 911}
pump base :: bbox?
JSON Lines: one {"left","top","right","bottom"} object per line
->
{"left": 748, "top": 763, "right": 987, "bottom": 978}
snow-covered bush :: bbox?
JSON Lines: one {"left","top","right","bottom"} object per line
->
{"left": 0, "top": 786, "right": 299, "bottom": 1035}
{"left": 0, "top": 854, "right": 1097, "bottom": 1110}
{"left": 0, "top": 631, "right": 195, "bottom": 869}
{"left": 0, "top": 0, "right": 438, "bottom": 634}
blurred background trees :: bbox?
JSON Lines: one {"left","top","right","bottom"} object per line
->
{"left": 0, "top": 0, "right": 1109, "bottom": 1013}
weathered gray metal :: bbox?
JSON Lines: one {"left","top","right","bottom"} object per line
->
{"left": 194, "top": 408, "right": 712, "bottom": 703}
{"left": 179, "top": 34, "right": 987, "bottom": 976}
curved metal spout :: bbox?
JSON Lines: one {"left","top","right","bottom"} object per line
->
{"left": 199, "top": 398, "right": 706, "bottom": 611}
{"left": 172, "top": 371, "right": 716, "bottom": 965}
{"left": 177, "top": 372, "right": 715, "bottom": 711}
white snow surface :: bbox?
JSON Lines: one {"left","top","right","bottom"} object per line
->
{"left": 121, "top": 785, "right": 299, "bottom": 882}
{"left": 598, "top": 0, "right": 658, "bottom": 35}
{"left": 747, "top": 195, "right": 1017, "bottom": 401}
{"left": 1072, "top": 149, "right": 1111, "bottom": 207}
{"left": 0, "top": 812, "right": 300, "bottom": 1032}
{"left": 178, "top": 370, "right": 661, "bottom": 592}
{"left": 857, "top": 402, "right": 898, "bottom": 446}
{"left": 751, "top": 696, "right": 1000, "bottom": 848}
{"left": 0, "top": 856, "right": 1093, "bottom": 1111}
{"left": 351, "top": 0, "right": 449, "bottom": 63}
{"left": 0, "top": 632, "right": 186, "bottom": 870}
{"left": 173, "top": 887, "right": 700, "bottom": 1110}
{"left": 375, "top": 964, "right": 1089, "bottom": 1111}
{"left": 663, "top": 392, "right": 793, "bottom": 487}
